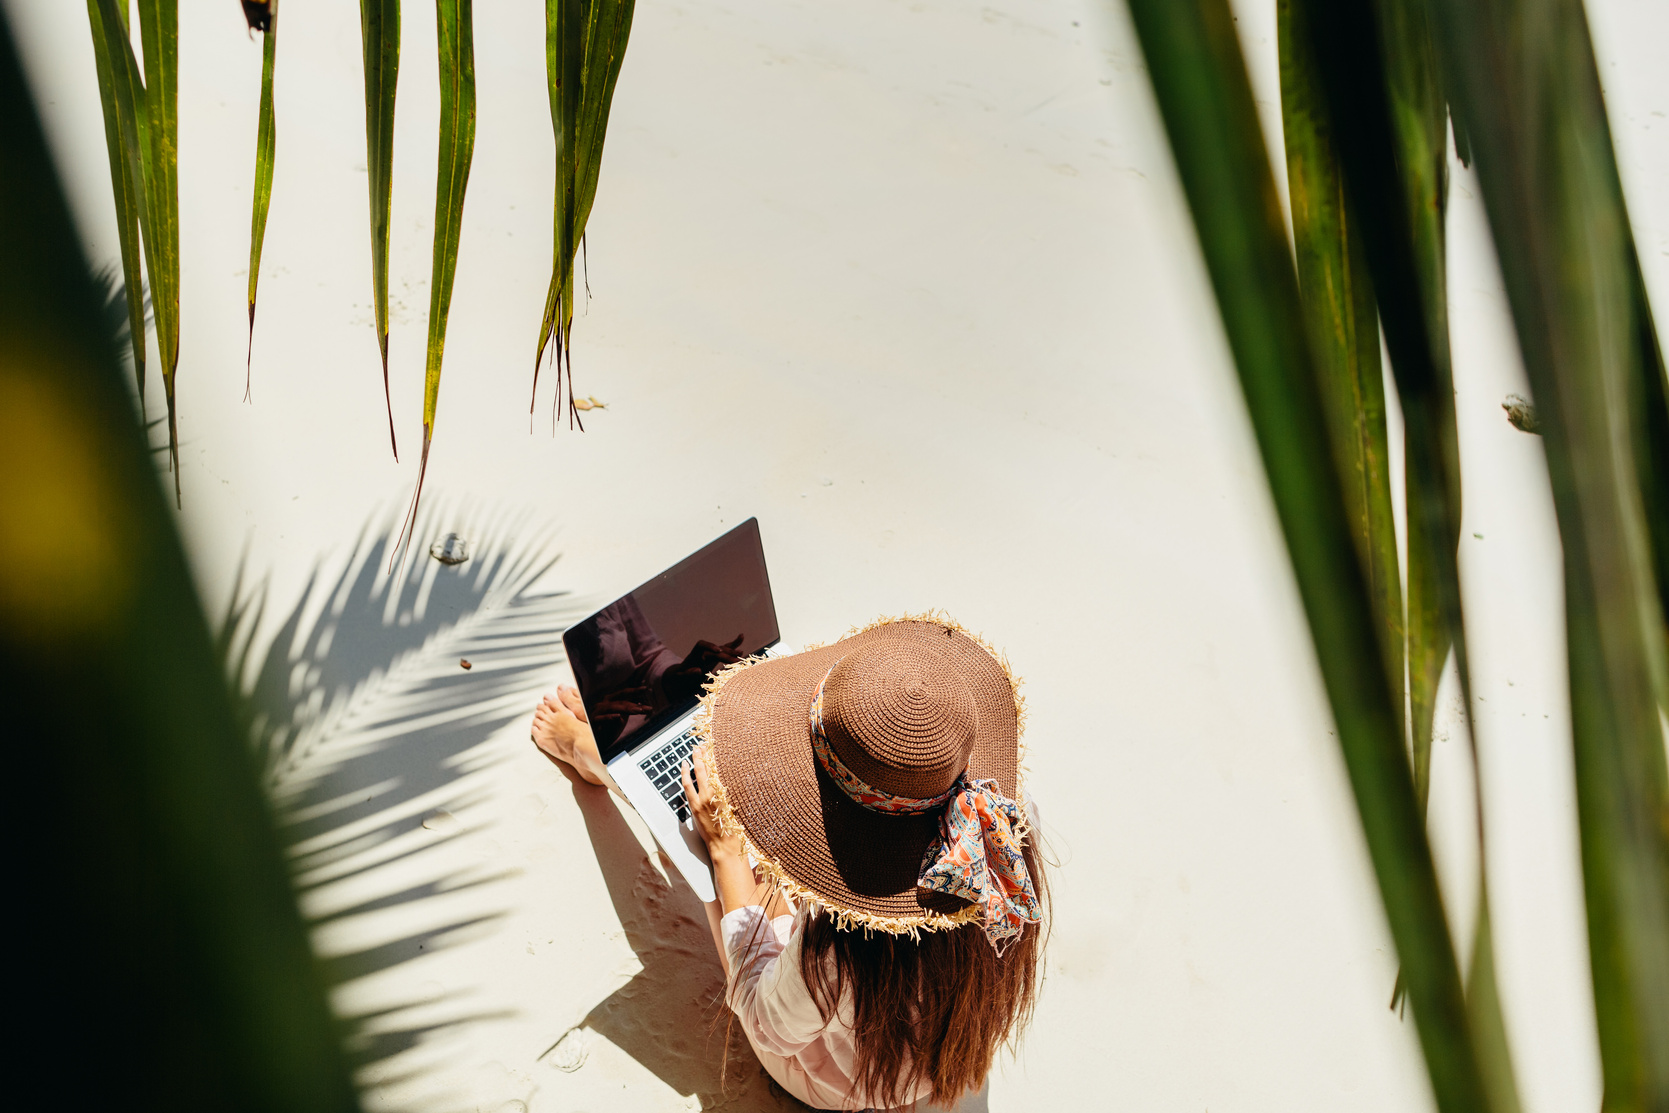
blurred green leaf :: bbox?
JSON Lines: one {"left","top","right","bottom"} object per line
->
{"left": 1466, "top": 893, "right": 1523, "bottom": 1113}
{"left": 1428, "top": 0, "right": 1669, "bottom": 1107}
{"left": 1627, "top": 247, "right": 1669, "bottom": 697}
{"left": 2, "top": 10, "right": 360, "bottom": 1105}
{"left": 85, "top": 0, "right": 147, "bottom": 413}
{"left": 246, "top": 0, "right": 278, "bottom": 396}
{"left": 359, "top": 0, "right": 400, "bottom": 459}
{"left": 1120, "top": 1, "right": 1492, "bottom": 1107}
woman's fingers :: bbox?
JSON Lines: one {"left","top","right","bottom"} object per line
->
{"left": 693, "top": 744, "right": 717, "bottom": 801}
{"left": 680, "top": 760, "right": 701, "bottom": 812}
{"left": 684, "top": 744, "right": 714, "bottom": 809}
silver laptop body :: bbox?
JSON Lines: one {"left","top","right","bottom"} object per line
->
{"left": 563, "top": 519, "right": 780, "bottom": 903}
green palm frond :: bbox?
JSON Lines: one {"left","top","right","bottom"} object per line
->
{"left": 1124, "top": 1, "right": 1498, "bottom": 1109}
{"left": 136, "top": 0, "right": 180, "bottom": 497}
{"left": 394, "top": 0, "right": 477, "bottom": 572}
{"left": 359, "top": 0, "right": 401, "bottom": 459}
{"left": 1277, "top": 0, "right": 1403, "bottom": 744}
{"left": 534, "top": 0, "right": 635, "bottom": 429}
{"left": 1426, "top": 0, "right": 1669, "bottom": 1105}
{"left": 245, "top": 0, "right": 278, "bottom": 397}
{"left": 1134, "top": 0, "right": 1669, "bottom": 1108}
{"left": 85, "top": 0, "right": 147, "bottom": 412}
{"left": 86, "top": 0, "right": 637, "bottom": 499}
{"left": 1372, "top": 0, "right": 1456, "bottom": 832}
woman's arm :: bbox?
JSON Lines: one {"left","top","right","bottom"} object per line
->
{"left": 683, "top": 742, "right": 787, "bottom": 973}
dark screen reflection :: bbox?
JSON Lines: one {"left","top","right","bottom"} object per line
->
{"left": 565, "top": 519, "right": 779, "bottom": 761}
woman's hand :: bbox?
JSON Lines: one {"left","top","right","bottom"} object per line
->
{"left": 531, "top": 684, "right": 612, "bottom": 787}
{"left": 682, "top": 742, "right": 745, "bottom": 861}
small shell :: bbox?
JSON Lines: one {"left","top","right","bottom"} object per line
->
{"left": 544, "top": 1027, "right": 588, "bottom": 1073}
{"left": 1502, "top": 394, "right": 1541, "bottom": 434}
{"left": 430, "top": 533, "right": 469, "bottom": 565}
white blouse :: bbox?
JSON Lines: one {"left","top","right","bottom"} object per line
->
{"left": 721, "top": 903, "right": 935, "bottom": 1111}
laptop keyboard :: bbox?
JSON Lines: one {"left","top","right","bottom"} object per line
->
{"left": 639, "top": 724, "right": 700, "bottom": 824}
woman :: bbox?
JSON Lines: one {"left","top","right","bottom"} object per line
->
{"left": 534, "top": 615, "right": 1048, "bottom": 1111}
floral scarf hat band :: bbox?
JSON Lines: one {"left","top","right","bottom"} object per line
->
{"left": 809, "top": 667, "right": 1040, "bottom": 952}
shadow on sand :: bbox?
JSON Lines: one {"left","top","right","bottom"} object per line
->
{"left": 551, "top": 766, "right": 806, "bottom": 1111}
{"left": 222, "top": 498, "right": 584, "bottom": 1087}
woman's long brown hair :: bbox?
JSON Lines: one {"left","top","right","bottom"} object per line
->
{"left": 797, "top": 837, "right": 1050, "bottom": 1109}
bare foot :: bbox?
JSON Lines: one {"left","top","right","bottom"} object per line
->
{"left": 532, "top": 684, "right": 611, "bottom": 787}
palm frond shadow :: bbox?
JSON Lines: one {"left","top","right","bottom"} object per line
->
{"left": 223, "top": 496, "right": 587, "bottom": 1083}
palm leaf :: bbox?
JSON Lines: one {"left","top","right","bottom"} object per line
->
{"left": 1277, "top": 0, "right": 1403, "bottom": 742}
{"left": 1121, "top": 1, "right": 1495, "bottom": 1108}
{"left": 572, "top": 0, "right": 634, "bottom": 254}
{"left": 533, "top": 0, "right": 634, "bottom": 428}
{"left": 359, "top": 0, "right": 400, "bottom": 459}
{"left": 1300, "top": 0, "right": 1498, "bottom": 1045}
{"left": 85, "top": 0, "right": 147, "bottom": 414}
{"left": 1284, "top": 5, "right": 1523, "bottom": 1102}
{"left": 1426, "top": 0, "right": 1669, "bottom": 1105}
{"left": 1627, "top": 244, "right": 1669, "bottom": 687}
{"left": 393, "top": 0, "right": 476, "bottom": 571}
{"left": 246, "top": 0, "right": 279, "bottom": 398}
{"left": 1375, "top": 0, "right": 1456, "bottom": 828}
{"left": 533, "top": 0, "right": 583, "bottom": 427}
{"left": 136, "top": 0, "right": 180, "bottom": 500}
{"left": 1290, "top": 0, "right": 1478, "bottom": 775}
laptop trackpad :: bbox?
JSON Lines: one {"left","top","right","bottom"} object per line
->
{"left": 678, "top": 817, "right": 714, "bottom": 868}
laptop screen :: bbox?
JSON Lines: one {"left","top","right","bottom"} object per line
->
{"left": 563, "top": 518, "right": 779, "bottom": 764}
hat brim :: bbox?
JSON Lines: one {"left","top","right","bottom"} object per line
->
{"left": 697, "top": 615, "right": 1022, "bottom": 932}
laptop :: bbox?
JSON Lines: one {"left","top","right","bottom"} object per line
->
{"left": 562, "top": 519, "right": 781, "bottom": 903}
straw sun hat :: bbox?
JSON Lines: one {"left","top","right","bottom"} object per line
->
{"left": 695, "top": 613, "right": 1039, "bottom": 946}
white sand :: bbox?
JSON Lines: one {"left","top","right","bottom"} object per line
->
{"left": 10, "top": 0, "right": 1669, "bottom": 1109}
